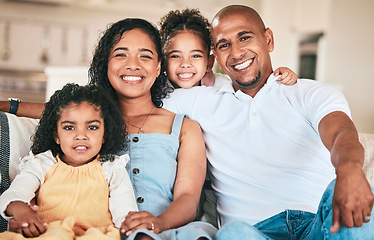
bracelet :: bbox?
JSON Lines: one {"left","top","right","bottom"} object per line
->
{"left": 8, "top": 98, "right": 22, "bottom": 115}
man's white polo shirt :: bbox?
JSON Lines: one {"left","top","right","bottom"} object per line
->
{"left": 163, "top": 74, "right": 351, "bottom": 226}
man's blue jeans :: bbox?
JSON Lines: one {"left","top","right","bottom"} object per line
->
{"left": 215, "top": 180, "right": 374, "bottom": 240}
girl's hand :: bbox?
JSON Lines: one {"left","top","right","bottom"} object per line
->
{"left": 274, "top": 67, "right": 298, "bottom": 85}
{"left": 6, "top": 201, "right": 47, "bottom": 237}
{"left": 120, "top": 211, "right": 164, "bottom": 236}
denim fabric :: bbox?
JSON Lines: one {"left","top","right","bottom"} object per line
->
{"left": 215, "top": 221, "right": 268, "bottom": 240}
{"left": 215, "top": 180, "right": 374, "bottom": 240}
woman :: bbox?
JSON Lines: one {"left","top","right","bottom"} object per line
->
{"left": 7, "top": 18, "right": 217, "bottom": 240}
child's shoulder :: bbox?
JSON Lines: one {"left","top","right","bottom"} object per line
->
{"left": 213, "top": 73, "right": 230, "bottom": 85}
{"left": 100, "top": 154, "right": 130, "bottom": 181}
{"left": 100, "top": 154, "right": 130, "bottom": 169}
{"left": 20, "top": 150, "right": 56, "bottom": 168}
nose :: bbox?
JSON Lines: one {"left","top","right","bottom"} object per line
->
{"left": 125, "top": 55, "right": 141, "bottom": 71}
{"left": 230, "top": 42, "right": 245, "bottom": 60}
{"left": 180, "top": 57, "right": 191, "bottom": 68}
{"left": 75, "top": 129, "right": 87, "bottom": 140}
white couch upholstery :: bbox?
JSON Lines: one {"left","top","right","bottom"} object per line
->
{"left": 1, "top": 111, "right": 374, "bottom": 231}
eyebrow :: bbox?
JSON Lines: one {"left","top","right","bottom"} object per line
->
{"left": 215, "top": 39, "right": 227, "bottom": 49}
{"left": 60, "top": 120, "right": 102, "bottom": 125}
{"left": 167, "top": 49, "right": 205, "bottom": 55}
{"left": 191, "top": 49, "right": 205, "bottom": 54}
{"left": 238, "top": 31, "right": 253, "bottom": 37}
{"left": 167, "top": 50, "right": 180, "bottom": 55}
{"left": 215, "top": 31, "right": 254, "bottom": 49}
{"left": 113, "top": 47, "right": 154, "bottom": 55}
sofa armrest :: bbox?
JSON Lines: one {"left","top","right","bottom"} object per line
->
{"left": 359, "top": 133, "right": 374, "bottom": 187}
{"left": 0, "top": 112, "right": 39, "bottom": 185}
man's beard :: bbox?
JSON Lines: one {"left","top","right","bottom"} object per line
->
{"left": 235, "top": 71, "right": 261, "bottom": 88}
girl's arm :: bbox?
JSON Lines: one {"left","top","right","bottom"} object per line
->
{"left": 274, "top": 67, "right": 298, "bottom": 85}
{"left": 121, "top": 118, "right": 206, "bottom": 235}
{"left": 0, "top": 152, "right": 54, "bottom": 236}
{"left": 0, "top": 101, "right": 45, "bottom": 119}
{"left": 105, "top": 155, "right": 138, "bottom": 228}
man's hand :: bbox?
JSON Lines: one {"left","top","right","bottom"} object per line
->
{"left": 330, "top": 165, "right": 374, "bottom": 233}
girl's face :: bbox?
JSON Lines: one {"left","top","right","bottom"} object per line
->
{"left": 54, "top": 102, "right": 105, "bottom": 167}
{"left": 107, "top": 28, "right": 161, "bottom": 101}
{"left": 165, "top": 31, "right": 210, "bottom": 89}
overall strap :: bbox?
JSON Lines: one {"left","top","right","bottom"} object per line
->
{"left": 170, "top": 114, "right": 185, "bottom": 138}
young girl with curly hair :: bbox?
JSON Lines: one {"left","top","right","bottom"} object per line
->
{"left": 159, "top": 8, "right": 298, "bottom": 89}
{"left": 0, "top": 83, "right": 138, "bottom": 239}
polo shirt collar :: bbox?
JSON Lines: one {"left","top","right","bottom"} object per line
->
{"left": 216, "top": 73, "right": 279, "bottom": 97}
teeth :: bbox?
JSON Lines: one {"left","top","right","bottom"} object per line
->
{"left": 122, "top": 76, "right": 142, "bottom": 81}
{"left": 75, "top": 146, "right": 87, "bottom": 150}
{"left": 178, "top": 73, "right": 194, "bottom": 79}
{"left": 233, "top": 59, "right": 253, "bottom": 70}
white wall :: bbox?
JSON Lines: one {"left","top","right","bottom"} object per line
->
{"left": 0, "top": 2, "right": 133, "bottom": 71}
{"left": 323, "top": 0, "right": 374, "bottom": 133}
{"left": 261, "top": 0, "right": 374, "bottom": 133}
{"left": 0, "top": 0, "right": 261, "bottom": 71}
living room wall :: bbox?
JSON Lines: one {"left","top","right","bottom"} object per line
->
{"left": 261, "top": 0, "right": 374, "bottom": 133}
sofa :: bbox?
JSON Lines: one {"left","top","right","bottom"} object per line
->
{"left": 0, "top": 111, "right": 374, "bottom": 232}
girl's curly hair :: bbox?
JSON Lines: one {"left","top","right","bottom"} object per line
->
{"left": 31, "top": 83, "right": 127, "bottom": 162}
{"left": 88, "top": 18, "right": 173, "bottom": 108}
{"left": 159, "top": 8, "right": 212, "bottom": 55}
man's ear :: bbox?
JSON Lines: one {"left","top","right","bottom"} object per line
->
{"left": 206, "top": 54, "right": 215, "bottom": 72}
{"left": 264, "top": 28, "right": 274, "bottom": 53}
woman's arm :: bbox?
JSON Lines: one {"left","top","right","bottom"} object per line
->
{"left": 157, "top": 118, "right": 206, "bottom": 229}
{"left": 0, "top": 101, "right": 45, "bottom": 119}
{"left": 121, "top": 118, "right": 207, "bottom": 235}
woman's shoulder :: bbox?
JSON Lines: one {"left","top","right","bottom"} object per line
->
{"left": 180, "top": 118, "right": 202, "bottom": 138}
{"left": 156, "top": 107, "right": 176, "bottom": 116}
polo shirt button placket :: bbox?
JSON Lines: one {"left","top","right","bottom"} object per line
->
{"left": 249, "top": 99, "right": 258, "bottom": 127}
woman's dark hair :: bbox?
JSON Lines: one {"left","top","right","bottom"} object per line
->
{"left": 89, "top": 18, "right": 172, "bottom": 108}
{"left": 31, "top": 83, "right": 127, "bottom": 162}
{"left": 159, "top": 8, "right": 212, "bottom": 54}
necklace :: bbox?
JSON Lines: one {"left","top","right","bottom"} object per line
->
{"left": 125, "top": 106, "right": 154, "bottom": 134}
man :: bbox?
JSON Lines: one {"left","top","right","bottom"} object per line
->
{"left": 163, "top": 5, "right": 373, "bottom": 239}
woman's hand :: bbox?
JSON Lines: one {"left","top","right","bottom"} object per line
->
{"left": 6, "top": 201, "right": 46, "bottom": 237}
{"left": 120, "top": 211, "right": 164, "bottom": 236}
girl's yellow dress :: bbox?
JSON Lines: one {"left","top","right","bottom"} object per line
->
{"left": 0, "top": 155, "right": 122, "bottom": 239}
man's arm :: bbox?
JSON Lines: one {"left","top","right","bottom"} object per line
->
{"left": 318, "top": 111, "right": 374, "bottom": 233}
{"left": 0, "top": 101, "right": 45, "bottom": 119}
